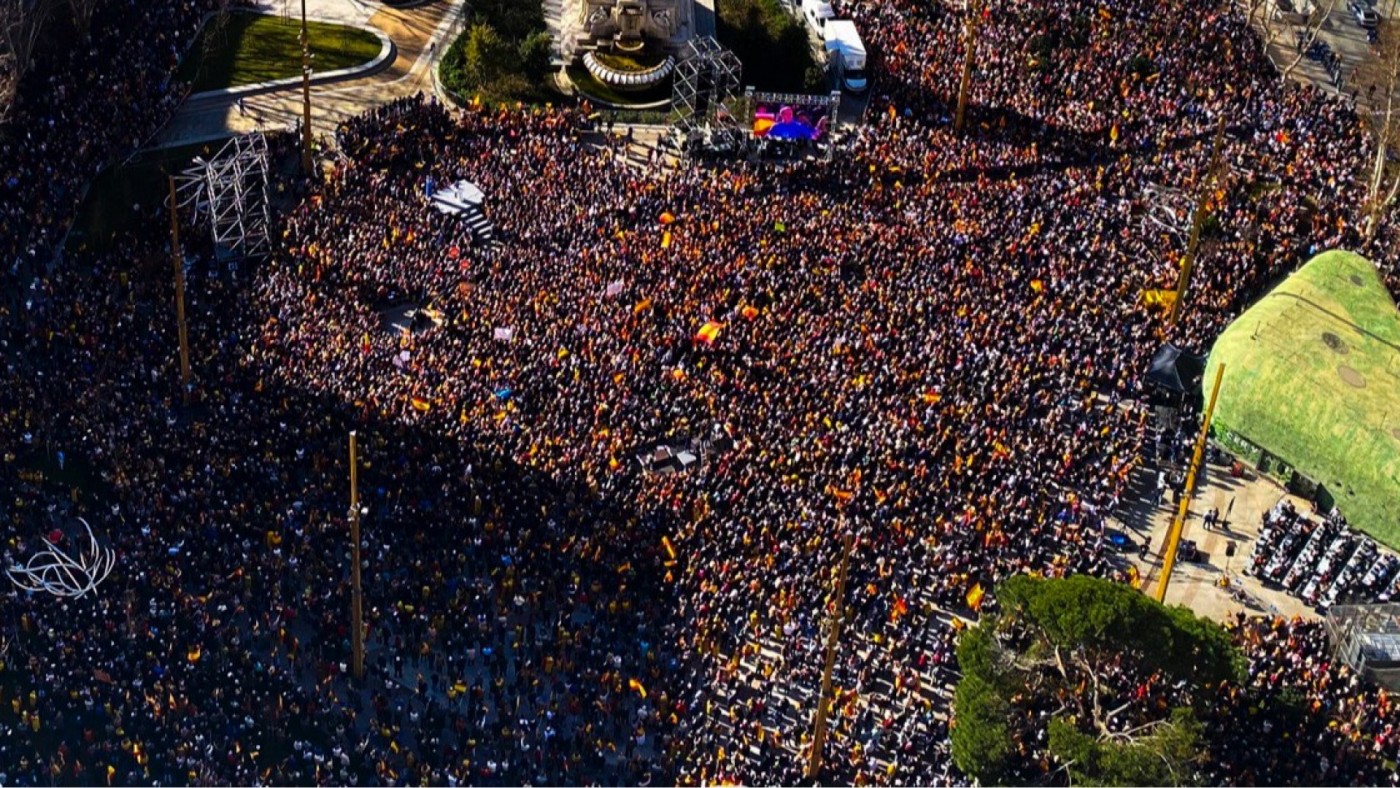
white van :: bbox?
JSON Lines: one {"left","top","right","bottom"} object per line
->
{"left": 802, "top": 0, "right": 835, "bottom": 35}
{"left": 824, "top": 20, "right": 868, "bottom": 93}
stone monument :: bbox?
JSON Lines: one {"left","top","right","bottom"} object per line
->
{"left": 561, "top": 0, "right": 695, "bottom": 88}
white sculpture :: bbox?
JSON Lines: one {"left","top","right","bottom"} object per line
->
{"left": 7, "top": 518, "right": 116, "bottom": 599}
{"left": 564, "top": 0, "right": 693, "bottom": 62}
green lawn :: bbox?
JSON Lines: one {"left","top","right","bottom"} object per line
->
{"left": 178, "top": 12, "right": 383, "bottom": 93}
{"left": 1207, "top": 250, "right": 1400, "bottom": 547}
{"left": 566, "top": 66, "right": 671, "bottom": 106}
{"left": 591, "top": 51, "right": 669, "bottom": 72}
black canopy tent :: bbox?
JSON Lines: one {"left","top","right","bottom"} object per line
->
{"left": 1145, "top": 343, "right": 1206, "bottom": 402}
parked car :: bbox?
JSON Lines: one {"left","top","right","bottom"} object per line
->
{"left": 1350, "top": 0, "right": 1379, "bottom": 28}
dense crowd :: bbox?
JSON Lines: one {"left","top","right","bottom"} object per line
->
{"left": 0, "top": 0, "right": 235, "bottom": 279}
{"left": 2, "top": 0, "right": 1400, "bottom": 784}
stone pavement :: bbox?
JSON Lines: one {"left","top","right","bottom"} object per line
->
{"left": 152, "top": 0, "right": 464, "bottom": 150}
{"left": 1115, "top": 458, "right": 1316, "bottom": 621}
{"left": 254, "top": 0, "right": 379, "bottom": 27}
{"left": 1249, "top": 0, "right": 1390, "bottom": 111}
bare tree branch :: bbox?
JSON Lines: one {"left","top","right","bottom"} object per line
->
{"left": 68, "top": 0, "right": 104, "bottom": 39}
{"left": 0, "top": 0, "right": 54, "bottom": 112}
{"left": 1364, "top": 24, "right": 1400, "bottom": 240}
{"left": 1282, "top": 0, "right": 1341, "bottom": 80}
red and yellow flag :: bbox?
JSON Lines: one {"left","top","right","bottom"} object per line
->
{"left": 966, "top": 583, "right": 985, "bottom": 611}
{"left": 695, "top": 321, "right": 723, "bottom": 344}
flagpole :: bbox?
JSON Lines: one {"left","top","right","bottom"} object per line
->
{"left": 349, "top": 431, "right": 365, "bottom": 680}
{"left": 806, "top": 529, "right": 854, "bottom": 781}
{"left": 167, "top": 175, "right": 192, "bottom": 402}
{"left": 1154, "top": 364, "right": 1225, "bottom": 603}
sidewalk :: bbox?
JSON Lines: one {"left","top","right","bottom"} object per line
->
{"left": 151, "top": 0, "right": 464, "bottom": 150}
{"left": 1250, "top": 0, "right": 1388, "bottom": 112}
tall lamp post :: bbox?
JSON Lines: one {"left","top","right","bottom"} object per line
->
{"left": 349, "top": 431, "right": 365, "bottom": 680}
{"left": 805, "top": 530, "right": 855, "bottom": 781}
{"left": 166, "top": 175, "right": 192, "bottom": 401}
{"left": 300, "top": 0, "right": 313, "bottom": 175}
{"left": 954, "top": 0, "right": 984, "bottom": 133}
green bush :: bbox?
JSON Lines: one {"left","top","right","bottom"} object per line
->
{"left": 717, "top": 0, "right": 823, "bottom": 93}
{"left": 438, "top": 0, "right": 557, "bottom": 105}
{"left": 519, "top": 31, "right": 554, "bottom": 83}
{"left": 469, "top": 0, "right": 544, "bottom": 41}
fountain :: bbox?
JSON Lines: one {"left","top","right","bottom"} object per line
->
{"left": 563, "top": 0, "right": 693, "bottom": 94}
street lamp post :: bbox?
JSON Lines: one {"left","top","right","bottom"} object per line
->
{"left": 300, "top": 0, "right": 313, "bottom": 175}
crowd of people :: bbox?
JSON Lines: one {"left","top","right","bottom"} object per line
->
{"left": 2, "top": 0, "right": 1400, "bottom": 783}
{"left": 1209, "top": 616, "right": 1400, "bottom": 786}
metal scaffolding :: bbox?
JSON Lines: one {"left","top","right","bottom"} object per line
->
{"left": 671, "top": 36, "right": 742, "bottom": 136}
{"left": 1327, "top": 603, "right": 1400, "bottom": 690}
{"left": 173, "top": 131, "right": 273, "bottom": 260}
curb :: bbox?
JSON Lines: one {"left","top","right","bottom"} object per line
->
{"left": 432, "top": 48, "right": 467, "bottom": 109}
{"left": 185, "top": 11, "right": 396, "bottom": 105}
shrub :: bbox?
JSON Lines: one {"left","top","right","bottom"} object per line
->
{"left": 438, "top": 0, "right": 556, "bottom": 105}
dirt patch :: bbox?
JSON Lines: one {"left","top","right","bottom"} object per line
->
{"left": 1339, "top": 364, "right": 1367, "bottom": 388}
{"left": 1322, "top": 331, "right": 1349, "bottom": 354}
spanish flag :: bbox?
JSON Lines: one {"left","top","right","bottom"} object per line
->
{"left": 410, "top": 397, "right": 432, "bottom": 412}
{"left": 628, "top": 678, "right": 648, "bottom": 699}
{"left": 659, "top": 211, "right": 676, "bottom": 225}
{"left": 966, "top": 583, "right": 985, "bottom": 611}
{"left": 1141, "top": 289, "right": 1177, "bottom": 310}
{"left": 695, "top": 321, "right": 723, "bottom": 344}
{"left": 890, "top": 596, "right": 909, "bottom": 622}
{"left": 633, "top": 297, "right": 653, "bottom": 315}
{"left": 741, "top": 305, "right": 759, "bottom": 320}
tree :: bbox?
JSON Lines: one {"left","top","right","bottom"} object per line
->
{"left": 1363, "top": 24, "right": 1400, "bottom": 241}
{"left": 68, "top": 0, "right": 103, "bottom": 39}
{"left": 517, "top": 30, "right": 553, "bottom": 84}
{"left": 1281, "top": 0, "right": 1340, "bottom": 81}
{"left": 949, "top": 575, "right": 1244, "bottom": 786}
{"left": 0, "top": 0, "right": 54, "bottom": 111}
{"left": 1240, "top": 0, "right": 1288, "bottom": 58}
{"left": 1047, "top": 708, "right": 1206, "bottom": 787}
{"left": 950, "top": 653, "right": 1013, "bottom": 782}
{"left": 462, "top": 23, "right": 517, "bottom": 91}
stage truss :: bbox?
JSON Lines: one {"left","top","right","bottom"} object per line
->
{"left": 1326, "top": 603, "right": 1400, "bottom": 690}
{"left": 671, "top": 36, "right": 743, "bottom": 136}
{"left": 173, "top": 131, "right": 274, "bottom": 260}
